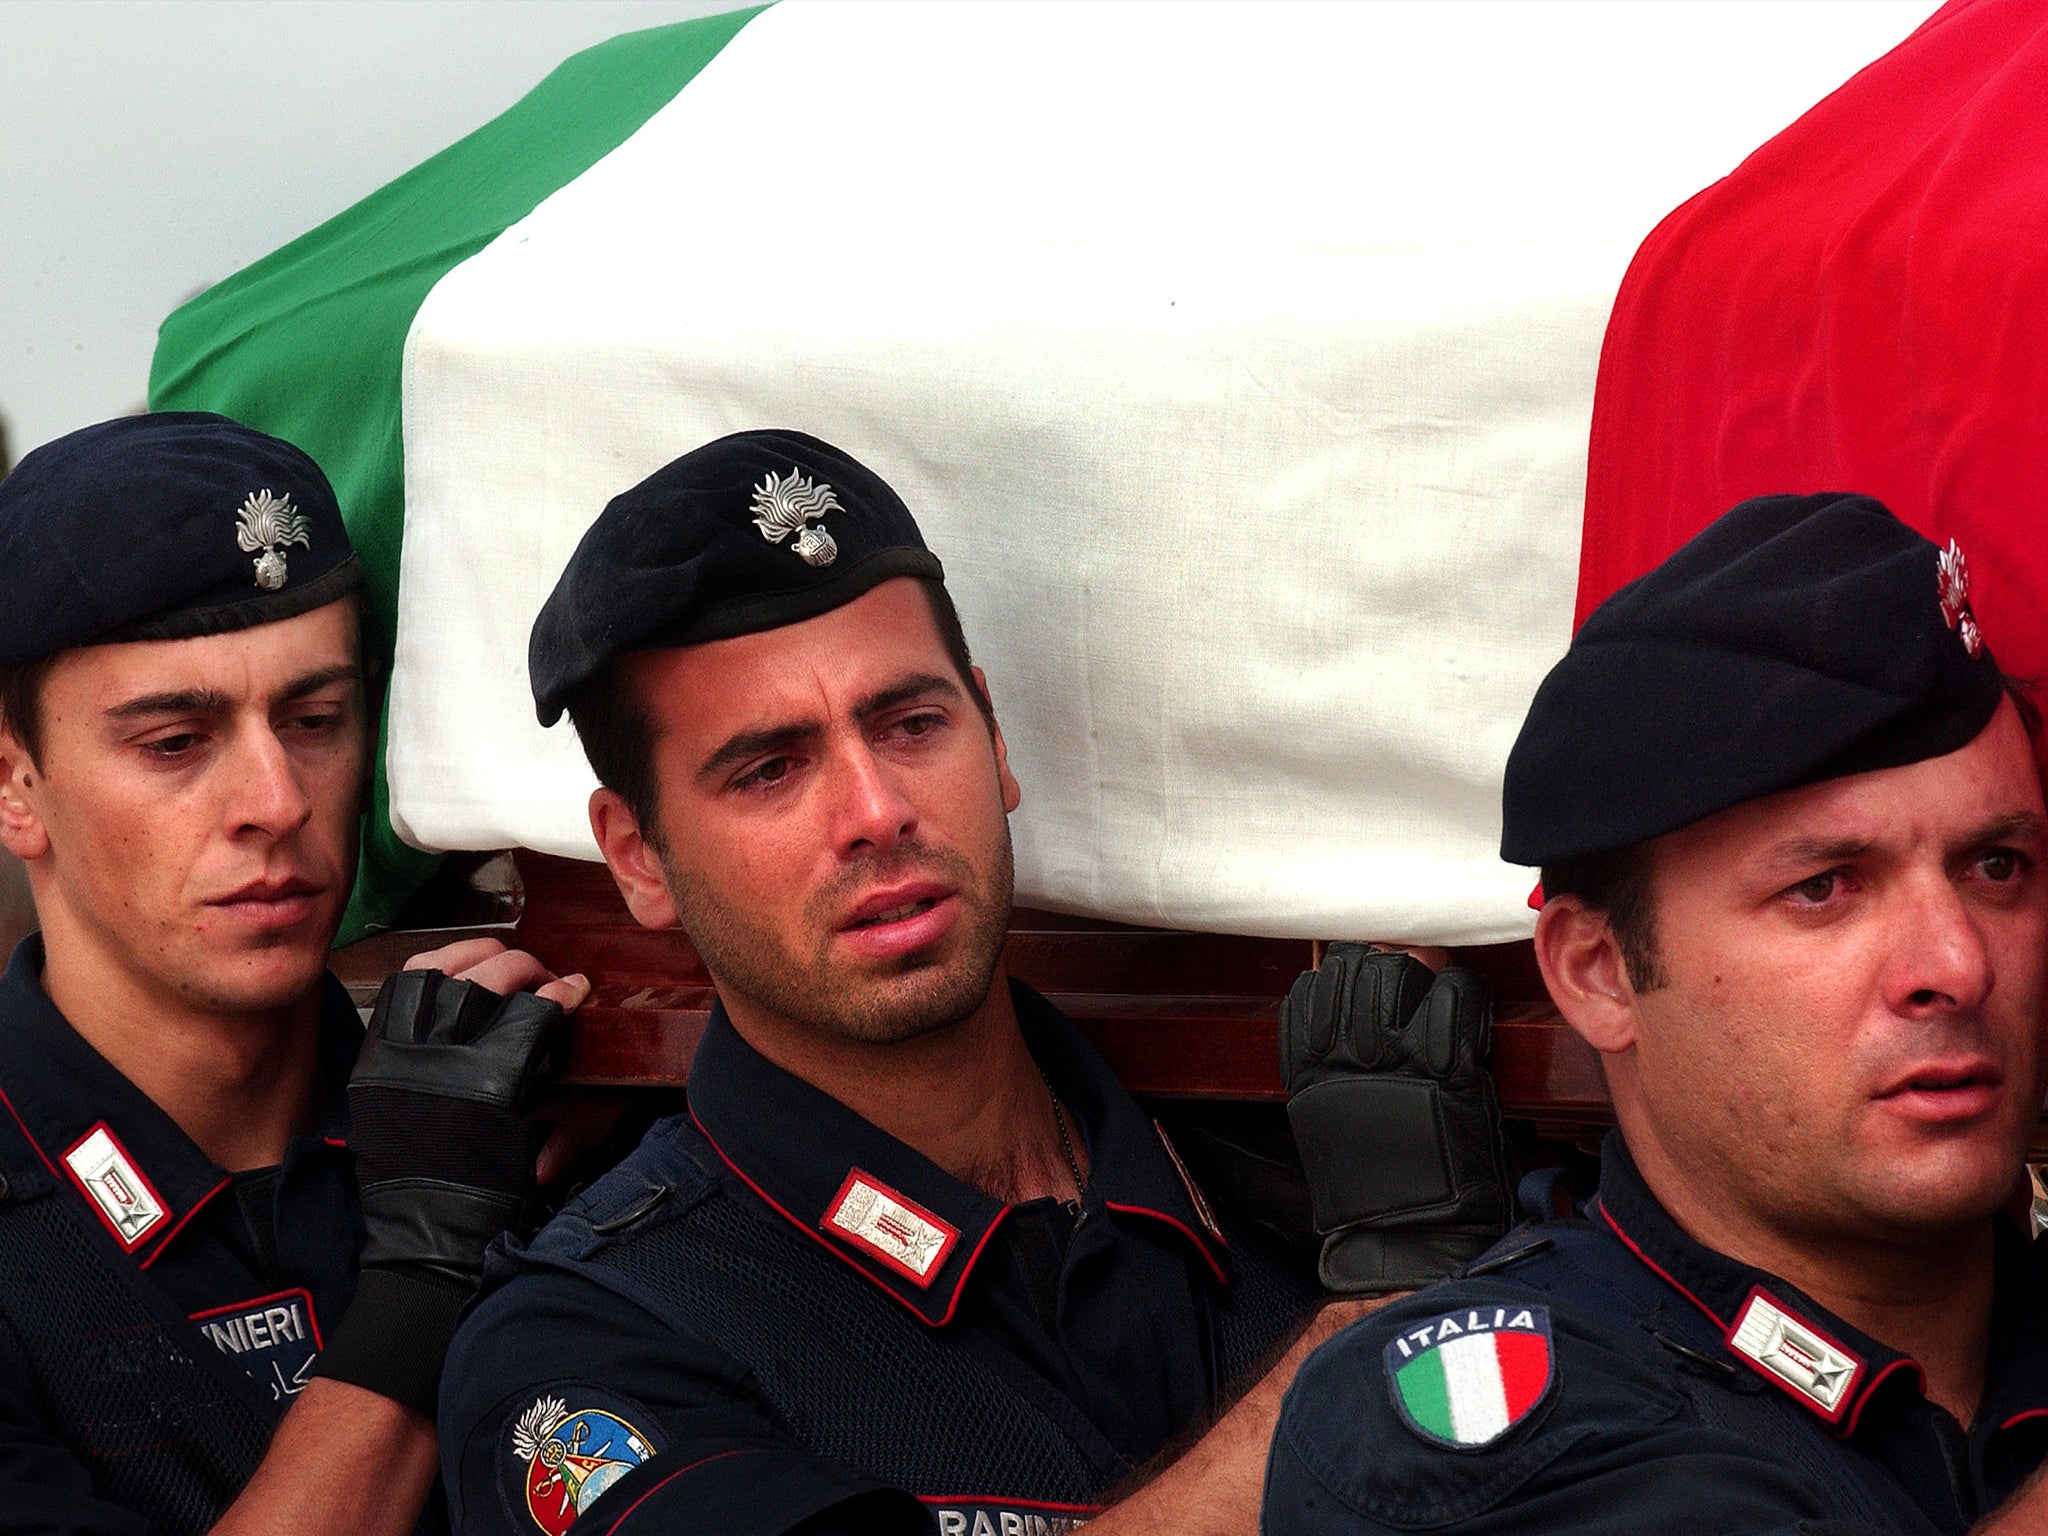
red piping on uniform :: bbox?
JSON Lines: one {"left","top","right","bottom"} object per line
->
{"left": 689, "top": 1106, "right": 1008, "bottom": 1328}
{"left": 1841, "top": 1355, "right": 1924, "bottom": 1438}
{"left": 2001, "top": 1407, "right": 2048, "bottom": 1432}
{"left": 1104, "top": 1201, "right": 1229, "bottom": 1286}
{"left": 597, "top": 1447, "right": 759, "bottom": 1534}
{"left": 321, "top": 1135, "right": 347, "bottom": 1150}
{"left": 139, "top": 1175, "right": 230, "bottom": 1270}
{"left": 0, "top": 1079, "right": 59, "bottom": 1180}
{"left": 1597, "top": 1204, "right": 1727, "bottom": 1331}
{"left": 942, "top": 1214, "right": 1015, "bottom": 1324}
{"left": 918, "top": 1495, "right": 1107, "bottom": 1514}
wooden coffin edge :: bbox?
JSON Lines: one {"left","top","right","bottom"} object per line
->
{"left": 333, "top": 852, "right": 1617, "bottom": 1147}
{"left": 330, "top": 853, "right": 2048, "bottom": 1158}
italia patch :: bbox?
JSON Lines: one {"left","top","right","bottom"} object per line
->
{"left": 1727, "top": 1287, "right": 1863, "bottom": 1420}
{"left": 823, "top": 1169, "right": 958, "bottom": 1286}
{"left": 191, "top": 1288, "right": 321, "bottom": 1402}
{"left": 507, "top": 1392, "right": 659, "bottom": 1536}
{"left": 1385, "top": 1304, "right": 1555, "bottom": 1450}
{"left": 63, "top": 1123, "right": 168, "bottom": 1249}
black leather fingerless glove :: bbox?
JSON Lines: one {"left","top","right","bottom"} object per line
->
{"left": 1280, "top": 946, "right": 1512, "bottom": 1295}
{"left": 314, "top": 970, "right": 567, "bottom": 1412}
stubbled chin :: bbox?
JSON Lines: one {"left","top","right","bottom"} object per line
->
{"left": 188, "top": 944, "right": 334, "bottom": 1013}
{"left": 1852, "top": 1136, "right": 2028, "bottom": 1228}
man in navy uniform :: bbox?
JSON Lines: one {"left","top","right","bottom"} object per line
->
{"left": 1265, "top": 493, "right": 2048, "bottom": 1534}
{"left": 0, "top": 414, "right": 581, "bottom": 1536}
{"left": 438, "top": 430, "right": 1515, "bottom": 1536}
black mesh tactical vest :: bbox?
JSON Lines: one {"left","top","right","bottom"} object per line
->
{"left": 0, "top": 1110, "right": 279, "bottom": 1535}
{"left": 493, "top": 1114, "right": 1317, "bottom": 1510}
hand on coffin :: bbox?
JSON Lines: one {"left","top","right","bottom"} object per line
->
{"left": 394, "top": 938, "right": 599, "bottom": 1185}
{"left": 312, "top": 941, "right": 583, "bottom": 1412}
{"left": 1279, "top": 944, "right": 1513, "bottom": 1296}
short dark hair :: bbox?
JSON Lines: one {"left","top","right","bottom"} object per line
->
{"left": 1540, "top": 843, "right": 1666, "bottom": 994}
{"left": 565, "top": 576, "right": 990, "bottom": 836}
{"left": 0, "top": 654, "right": 57, "bottom": 765}
{"left": 564, "top": 660, "right": 665, "bottom": 839}
{"left": 2004, "top": 672, "right": 2042, "bottom": 740}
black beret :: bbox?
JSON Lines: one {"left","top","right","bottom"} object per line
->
{"left": 1502, "top": 492, "right": 2005, "bottom": 867}
{"left": 530, "top": 429, "right": 945, "bottom": 726}
{"left": 0, "top": 412, "right": 360, "bottom": 665}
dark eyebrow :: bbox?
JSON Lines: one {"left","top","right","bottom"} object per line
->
{"left": 105, "top": 663, "right": 361, "bottom": 723}
{"left": 852, "top": 673, "right": 963, "bottom": 721}
{"left": 1761, "top": 836, "right": 1878, "bottom": 874}
{"left": 277, "top": 664, "right": 363, "bottom": 704}
{"left": 106, "top": 687, "right": 234, "bottom": 722}
{"left": 1959, "top": 810, "right": 2048, "bottom": 852}
{"left": 697, "top": 722, "right": 821, "bottom": 785}
{"left": 695, "top": 674, "right": 965, "bottom": 785}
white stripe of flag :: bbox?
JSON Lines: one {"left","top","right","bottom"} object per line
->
{"left": 1438, "top": 1332, "right": 1513, "bottom": 1444}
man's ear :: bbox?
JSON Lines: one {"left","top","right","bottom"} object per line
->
{"left": 971, "top": 666, "right": 1022, "bottom": 814}
{"left": 588, "top": 788, "right": 680, "bottom": 931}
{"left": 0, "top": 729, "right": 48, "bottom": 862}
{"left": 1532, "top": 895, "right": 1640, "bottom": 1056}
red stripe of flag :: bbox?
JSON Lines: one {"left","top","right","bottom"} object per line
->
{"left": 1494, "top": 1330, "right": 1550, "bottom": 1419}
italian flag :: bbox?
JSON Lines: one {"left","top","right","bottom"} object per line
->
{"left": 145, "top": 4, "right": 1919, "bottom": 948}
{"left": 1391, "top": 1318, "right": 1551, "bottom": 1448}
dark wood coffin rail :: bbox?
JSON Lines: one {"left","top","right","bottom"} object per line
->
{"left": 336, "top": 853, "right": 1616, "bottom": 1148}
{"left": 335, "top": 852, "right": 2048, "bottom": 1161}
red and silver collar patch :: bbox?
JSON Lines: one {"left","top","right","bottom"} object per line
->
{"left": 823, "top": 1169, "right": 959, "bottom": 1288}
{"left": 1727, "top": 1287, "right": 1863, "bottom": 1421}
{"left": 63, "top": 1123, "right": 169, "bottom": 1250}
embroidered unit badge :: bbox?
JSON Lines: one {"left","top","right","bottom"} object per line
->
{"left": 1936, "top": 539, "right": 1983, "bottom": 658}
{"left": 233, "top": 489, "right": 311, "bottom": 591}
{"left": 823, "top": 1169, "right": 959, "bottom": 1285}
{"left": 1727, "top": 1288, "right": 1862, "bottom": 1418}
{"left": 1384, "top": 1304, "right": 1554, "bottom": 1450}
{"left": 190, "top": 1288, "right": 321, "bottom": 1401}
{"left": 63, "top": 1123, "right": 168, "bottom": 1249}
{"left": 511, "top": 1395, "right": 655, "bottom": 1536}
{"left": 750, "top": 467, "right": 842, "bottom": 567}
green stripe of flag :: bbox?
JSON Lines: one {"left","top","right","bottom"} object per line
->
{"left": 1395, "top": 1347, "right": 1455, "bottom": 1441}
{"left": 148, "top": 6, "right": 767, "bottom": 941}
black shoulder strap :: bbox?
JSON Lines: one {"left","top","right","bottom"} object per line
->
{"left": 0, "top": 1088, "right": 278, "bottom": 1536}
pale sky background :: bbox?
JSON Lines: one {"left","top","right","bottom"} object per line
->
{"left": 2, "top": 0, "right": 737, "bottom": 461}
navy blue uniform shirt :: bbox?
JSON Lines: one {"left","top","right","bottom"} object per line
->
{"left": 1264, "top": 1133, "right": 2048, "bottom": 1536}
{"left": 0, "top": 936, "right": 364, "bottom": 1536}
{"left": 441, "top": 982, "right": 1318, "bottom": 1536}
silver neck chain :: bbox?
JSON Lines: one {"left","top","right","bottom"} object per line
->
{"left": 1035, "top": 1059, "right": 1086, "bottom": 1209}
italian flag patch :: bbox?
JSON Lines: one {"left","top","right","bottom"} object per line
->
{"left": 1384, "top": 1304, "right": 1555, "bottom": 1450}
